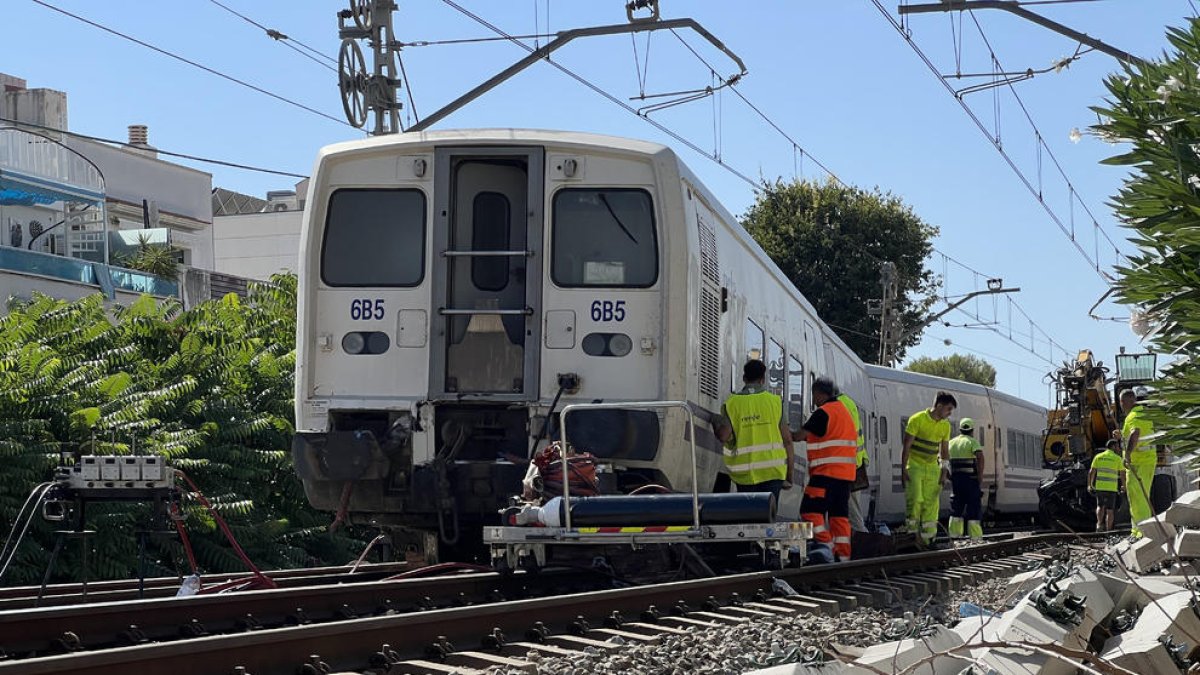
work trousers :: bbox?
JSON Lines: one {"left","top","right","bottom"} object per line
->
{"left": 1127, "top": 452, "right": 1157, "bottom": 537}
{"left": 905, "top": 460, "right": 941, "bottom": 544}
{"left": 948, "top": 473, "right": 982, "bottom": 539}
{"left": 848, "top": 491, "right": 867, "bottom": 533}
{"left": 801, "top": 474, "right": 852, "bottom": 560}
{"left": 735, "top": 479, "right": 784, "bottom": 505}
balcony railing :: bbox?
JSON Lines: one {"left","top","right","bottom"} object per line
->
{"left": 0, "top": 246, "right": 178, "bottom": 298}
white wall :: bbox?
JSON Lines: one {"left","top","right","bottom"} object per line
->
{"left": 0, "top": 269, "right": 148, "bottom": 307}
{"left": 212, "top": 210, "right": 302, "bottom": 280}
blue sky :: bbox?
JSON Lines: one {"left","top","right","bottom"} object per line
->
{"left": 4, "top": 1, "right": 1191, "bottom": 401}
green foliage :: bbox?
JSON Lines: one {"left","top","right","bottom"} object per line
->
{"left": 905, "top": 353, "right": 997, "bottom": 387}
{"left": 0, "top": 274, "right": 363, "bottom": 585}
{"left": 741, "top": 178, "right": 940, "bottom": 363}
{"left": 113, "top": 233, "right": 181, "bottom": 281}
{"left": 1096, "top": 19, "right": 1200, "bottom": 453}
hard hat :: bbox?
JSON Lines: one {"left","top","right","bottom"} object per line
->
{"left": 959, "top": 418, "right": 975, "bottom": 432}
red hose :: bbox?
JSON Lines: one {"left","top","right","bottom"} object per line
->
{"left": 175, "top": 470, "right": 276, "bottom": 589}
{"left": 169, "top": 503, "right": 199, "bottom": 575}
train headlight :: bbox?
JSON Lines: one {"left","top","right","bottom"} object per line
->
{"left": 343, "top": 331, "right": 391, "bottom": 355}
{"left": 607, "top": 333, "right": 632, "bottom": 357}
{"left": 342, "top": 332, "right": 367, "bottom": 354}
{"left": 582, "top": 332, "right": 633, "bottom": 357}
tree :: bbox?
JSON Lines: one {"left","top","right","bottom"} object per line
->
{"left": 114, "top": 233, "right": 181, "bottom": 281}
{"left": 1096, "top": 19, "right": 1200, "bottom": 455}
{"left": 905, "top": 353, "right": 997, "bottom": 387}
{"left": 0, "top": 275, "right": 364, "bottom": 584}
{"left": 741, "top": 178, "right": 939, "bottom": 363}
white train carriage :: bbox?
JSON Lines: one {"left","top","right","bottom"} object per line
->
{"left": 292, "top": 128, "right": 1047, "bottom": 553}
{"left": 865, "top": 367, "right": 1050, "bottom": 522}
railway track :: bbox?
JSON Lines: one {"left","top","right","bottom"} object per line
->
{"left": 0, "top": 532, "right": 1103, "bottom": 675}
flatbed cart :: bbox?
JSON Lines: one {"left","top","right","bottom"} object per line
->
{"left": 484, "top": 401, "right": 812, "bottom": 573}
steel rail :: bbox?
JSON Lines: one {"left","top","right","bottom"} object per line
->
{"left": 0, "top": 532, "right": 1101, "bottom": 675}
{"left": 0, "top": 562, "right": 411, "bottom": 609}
{"left": 1, "top": 569, "right": 583, "bottom": 657}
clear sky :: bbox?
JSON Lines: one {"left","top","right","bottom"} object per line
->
{"left": 4, "top": 1, "right": 1191, "bottom": 401}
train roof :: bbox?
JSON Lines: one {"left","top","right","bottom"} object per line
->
{"left": 865, "top": 364, "right": 1046, "bottom": 413}
{"left": 315, "top": 128, "right": 677, "bottom": 161}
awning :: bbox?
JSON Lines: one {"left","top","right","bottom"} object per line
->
{"left": 0, "top": 169, "right": 105, "bottom": 206}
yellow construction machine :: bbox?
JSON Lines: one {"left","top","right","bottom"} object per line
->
{"left": 1037, "top": 349, "right": 1177, "bottom": 530}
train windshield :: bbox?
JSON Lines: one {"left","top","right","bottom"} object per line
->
{"left": 551, "top": 188, "right": 657, "bottom": 287}
{"left": 321, "top": 188, "right": 425, "bottom": 286}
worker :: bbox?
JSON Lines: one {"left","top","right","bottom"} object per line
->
{"left": 1120, "top": 389, "right": 1156, "bottom": 538}
{"left": 800, "top": 377, "right": 859, "bottom": 562}
{"left": 714, "top": 359, "right": 795, "bottom": 502}
{"left": 834, "top": 388, "right": 870, "bottom": 533}
{"left": 1089, "top": 439, "right": 1125, "bottom": 532}
{"left": 902, "top": 392, "right": 956, "bottom": 548}
{"left": 947, "top": 418, "right": 984, "bottom": 541}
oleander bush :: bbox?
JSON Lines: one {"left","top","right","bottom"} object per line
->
{"left": 0, "top": 274, "right": 362, "bottom": 585}
{"left": 1098, "top": 19, "right": 1200, "bottom": 456}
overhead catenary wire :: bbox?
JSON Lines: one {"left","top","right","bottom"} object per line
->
{"left": 870, "top": 0, "right": 1118, "bottom": 283}
{"left": 204, "top": 0, "right": 337, "bottom": 73}
{"left": 0, "top": 116, "right": 308, "bottom": 179}
{"left": 30, "top": 0, "right": 354, "bottom": 129}
{"left": 436, "top": 0, "right": 759, "bottom": 187}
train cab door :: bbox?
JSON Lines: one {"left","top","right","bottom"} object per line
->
{"left": 431, "top": 148, "right": 544, "bottom": 399}
{"left": 872, "top": 382, "right": 904, "bottom": 519}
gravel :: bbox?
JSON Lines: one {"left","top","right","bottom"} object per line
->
{"left": 480, "top": 544, "right": 1127, "bottom": 675}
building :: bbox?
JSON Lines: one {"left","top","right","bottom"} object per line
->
{"left": 211, "top": 181, "right": 305, "bottom": 280}
{"left": 0, "top": 73, "right": 218, "bottom": 306}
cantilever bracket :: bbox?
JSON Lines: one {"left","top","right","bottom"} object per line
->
{"left": 409, "top": 17, "right": 748, "bottom": 132}
{"left": 897, "top": 1, "right": 1147, "bottom": 67}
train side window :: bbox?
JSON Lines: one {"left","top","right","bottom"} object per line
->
{"left": 551, "top": 188, "right": 657, "bottom": 287}
{"left": 321, "top": 188, "right": 426, "bottom": 287}
{"left": 787, "top": 354, "right": 805, "bottom": 429}
{"left": 745, "top": 319, "right": 764, "bottom": 362}
{"left": 470, "top": 191, "right": 511, "bottom": 292}
{"left": 767, "top": 338, "right": 785, "bottom": 397}
{"left": 995, "top": 427, "right": 1002, "bottom": 449}
{"left": 878, "top": 416, "right": 888, "bottom": 444}
{"left": 900, "top": 416, "right": 909, "bottom": 442}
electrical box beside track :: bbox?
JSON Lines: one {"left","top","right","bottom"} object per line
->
{"left": 57, "top": 455, "right": 174, "bottom": 492}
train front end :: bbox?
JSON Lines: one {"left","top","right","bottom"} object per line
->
{"left": 293, "top": 131, "right": 675, "bottom": 556}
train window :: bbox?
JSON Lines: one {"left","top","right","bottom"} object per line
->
{"left": 470, "top": 191, "right": 511, "bottom": 292}
{"left": 787, "top": 354, "right": 805, "bottom": 429}
{"left": 878, "top": 416, "right": 888, "bottom": 444}
{"left": 321, "top": 188, "right": 426, "bottom": 287}
{"left": 767, "top": 339, "right": 785, "bottom": 397}
{"left": 995, "top": 427, "right": 1002, "bottom": 449}
{"left": 745, "top": 319, "right": 764, "bottom": 362}
{"left": 551, "top": 188, "right": 657, "bottom": 287}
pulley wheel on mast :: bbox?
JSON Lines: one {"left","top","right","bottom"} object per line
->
{"left": 339, "top": 39, "right": 369, "bottom": 128}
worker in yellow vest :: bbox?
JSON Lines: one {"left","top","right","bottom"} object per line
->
{"left": 1089, "top": 440, "right": 1125, "bottom": 532}
{"left": 902, "top": 392, "right": 956, "bottom": 547}
{"left": 1120, "top": 389, "right": 1156, "bottom": 538}
{"left": 947, "top": 418, "right": 983, "bottom": 541}
{"left": 835, "top": 390, "right": 869, "bottom": 533}
{"left": 801, "top": 377, "right": 859, "bottom": 561}
{"left": 715, "top": 359, "right": 795, "bottom": 502}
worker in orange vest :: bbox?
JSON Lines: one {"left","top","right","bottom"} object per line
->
{"left": 800, "top": 377, "right": 859, "bottom": 562}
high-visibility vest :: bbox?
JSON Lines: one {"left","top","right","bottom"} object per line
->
{"left": 948, "top": 435, "right": 981, "bottom": 478}
{"left": 805, "top": 400, "right": 858, "bottom": 481}
{"left": 906, "top": 409, "right": 949, "bottom": 465}
{"left": 1123, "top": 405, "right": 1155, "bottom": 455}
{"left": 837, "top": 394, "right": 868, "bottom": 468}
{"left": 723, "top": 390, "right": 788, "bottom": 485}
{"left": 1091, "top": 450, "right": 1123, "bottom": 493}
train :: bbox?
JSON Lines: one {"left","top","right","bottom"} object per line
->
{"left": 291, "top": 129, "right": 1051, "bottom": 559}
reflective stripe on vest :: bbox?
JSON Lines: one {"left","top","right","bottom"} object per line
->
{"left": 948, "top": 436, "right": 980, "bottom": 477}
{"left": 837, "top": 394, "right": 867, "bottom": 467}
{"left": 723, "top": 391, "right": 787, "bottom": 485}
{"left": 805, "top": 400, "right": 858, "bottom": 481}
{"left": 1092, "top": 450, "right": 1123, "bottom": 493}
